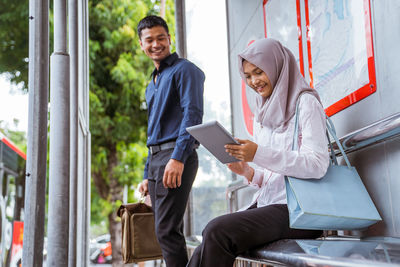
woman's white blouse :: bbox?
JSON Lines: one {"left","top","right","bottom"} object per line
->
{"left": 245, "top": 94, "right": 330, "bottom": 209}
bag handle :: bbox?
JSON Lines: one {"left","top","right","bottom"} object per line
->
{"left": 139, "top": 193, "right": 146, "bottom": 203}
{"left": 291, "top": 95, "right": 301, "bottom": 151}
{"left": 326, "top": 130, "right": 338, "bottom": 165}
{"left": 292, "top": 94, "right": 351, "bottom": 168}
{"left": 325, "top": 116, "right": 352, "bottom": 168}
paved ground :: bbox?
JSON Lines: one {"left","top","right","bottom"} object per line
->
{"left": 89, "top": 260, "right": 163, "bottom": 266}
{"left": 44, "top": 260, "right": 162, "bottom": 266}
{"left": 44, "top": 261, "right": 111, "bottom": 266}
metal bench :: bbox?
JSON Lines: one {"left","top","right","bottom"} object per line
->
{"left": 186, "top": 235, "right": 400, "bottom": 266}
{"left": 222, "top": 112, "right": 400, "bottom": 266}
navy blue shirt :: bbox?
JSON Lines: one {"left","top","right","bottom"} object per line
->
{"left": 144, "top": 52, "right": 205, "bottom": 179}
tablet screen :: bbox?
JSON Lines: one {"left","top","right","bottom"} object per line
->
{"left": 186, "top": 121, "right": 240, "bottom": 164}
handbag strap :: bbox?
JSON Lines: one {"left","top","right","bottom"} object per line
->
{"left": 291, "top": 95, "right": 302, "bottom": 151}
{"left": 292, "top": 94, "right": 351, "bottom": 168}
{"left": 326, "top": 131, "right": 338, "bottom": 165}
{"left": 325, "top": 116, "right": 352, "bottom": 168}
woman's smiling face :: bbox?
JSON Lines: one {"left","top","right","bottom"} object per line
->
{"left": 242, "top": 60, "right": 273, "bottom": 99}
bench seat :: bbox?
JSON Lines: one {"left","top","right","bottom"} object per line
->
{"left": 238, "top": 237, "right": 400, "bottom": 267}
{"left": 187, "top": 236, "right": 400, "bottom": 266}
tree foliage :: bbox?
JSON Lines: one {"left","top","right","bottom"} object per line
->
{"left": 0, "top": 121, "right": 27, "bottom": 153}
{"left": 0, "top": 0, "right": 29, "bottom": 89}
{"left": 89, "top": 0, "right": 149, "bottom": 225}
{"left": 89, "top": 0, "right": 176, "bottom": 264}
{"left": 1, "top": 0, "right": 176, "bottom": 264}
{"left": 89, "top": 0, "right": 175, "bottom": 215}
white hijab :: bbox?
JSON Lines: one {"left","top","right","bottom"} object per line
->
{"left": 238, "top": 38, "right": 321, "bottom": 129}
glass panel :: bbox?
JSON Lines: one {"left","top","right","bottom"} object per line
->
{"left": 186, "top": 0, "right": 231, "bottom": 235}
{"left": 264, "top": 0, "right": 302, "bottom": 69}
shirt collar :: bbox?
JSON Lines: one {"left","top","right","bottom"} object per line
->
{"left": 151, "top": 52, "right": 179, "bottom": 77}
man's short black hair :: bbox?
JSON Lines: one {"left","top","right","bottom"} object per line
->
{"left": 137, "top": 15, "right": 169, "bottom": 39}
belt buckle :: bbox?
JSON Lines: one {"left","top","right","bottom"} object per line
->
{"left": 150, "top": 145, "right": 160, "bottom": 154}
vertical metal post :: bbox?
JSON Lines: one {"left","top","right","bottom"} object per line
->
{"left": 84, "top": 1, "right": 91, "bottom": 260}
{"left": 47, "top": 0, "right": 70, "bottom": 265}
{"left": 85, "top": 133, "right": 92, "bottom": 266}
{"left": 175, "top": 0, "right": 187, "bottom": 59}
{"left": 76, "top": 0, "right": 91, "bottom": 265}
{"left": 224, "top": 0, "right": 238, "bottom": 183}
{"left": 22, "top": 0, "right": 49, "bottom": 265}
{"left": 175, "top": 0, "right": 192, "bottom": 237}
{"left": 68, "top": 0, "right": 78, "bottom": 265}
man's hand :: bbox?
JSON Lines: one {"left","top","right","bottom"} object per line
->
{"left": 138, "top": 179, "right": 149, "bottom": 196}
{"left": 225, "top": 139, "right": 258, "bottom": 162}
{"left": 163, "top": 159, "right": 184, "bottom": 188}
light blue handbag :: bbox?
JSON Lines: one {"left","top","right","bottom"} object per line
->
{"left": 285, "top": 98, "right": 382, "bottom": 230}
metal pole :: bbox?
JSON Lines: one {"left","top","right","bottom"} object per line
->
{"left": 75, "top": 1, "right": 90, "bottom": 264}
{"left": 54, "top": 0, "right": 67, "bottom": 52}
{"left": 68, "top": 0, "right": 78, "bottom": 264}
{"left": 224, "top": 0, "right": 238, "bottom": 184}
{"left": 83, "top": 1, "right": 91, "bottom": 262}
{"left": 22, "top": 0, "right": 49, "bottom": 265}
{"left": 174, "top": 0, "right": 192, "bottom": 237}
{"left": 175, "top": 0, "right": 187, "bottom": 59}
{"left": 47, "top": 0, "right": 70, "bottom": 265}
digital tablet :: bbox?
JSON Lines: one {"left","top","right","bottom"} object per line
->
{"left": 186, "top": 121, "right": 240, "bottom": 164}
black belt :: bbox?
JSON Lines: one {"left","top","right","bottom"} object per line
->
{"left": 149, "top": 141, "right": 199, "bottom": 155}
{"left": 149, "top": 141, "right": 176, "bottom": 154}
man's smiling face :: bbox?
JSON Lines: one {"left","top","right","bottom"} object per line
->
{"left": 139, "top": 26, "right": 171, "bottom": 68}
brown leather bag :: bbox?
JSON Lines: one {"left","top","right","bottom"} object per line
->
{"left": 117, "top": 202, "right": 163, "bottom": 263}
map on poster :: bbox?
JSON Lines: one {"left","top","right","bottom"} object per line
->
{"left": 308, "top": 0, "right": 370, "bottom": 108}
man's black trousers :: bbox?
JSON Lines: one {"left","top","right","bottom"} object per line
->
{"left": 148, "top": 148, "right": 198, "bottom": 267}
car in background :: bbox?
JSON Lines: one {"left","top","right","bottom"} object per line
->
{"left": 89, "top": 234, "right": 112, "bottom": 264}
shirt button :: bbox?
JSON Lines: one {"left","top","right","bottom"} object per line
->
{"left": 155, "top": 88, "right": 158, "bottom": 92}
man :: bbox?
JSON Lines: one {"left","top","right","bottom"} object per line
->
{"left": 137, "top": 15, "right": 204, "bottom": 267}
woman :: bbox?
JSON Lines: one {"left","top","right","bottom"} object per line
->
{"left": 187, "top": 39, "right": 330, "bottom": 267}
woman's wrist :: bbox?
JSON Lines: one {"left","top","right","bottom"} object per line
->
{"left": 244, "top": 166, "right": 255, "bottom": 182}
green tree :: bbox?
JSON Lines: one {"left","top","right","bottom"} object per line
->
{"left": 89, "top": 0, "right": 175, "bottom": 264}
{"left": 0, "top": 120, "right": 27, "bottom": 153}
{"left": 1, "top": 0, "right": 177, "bottom": 264}
{"left": 0, "top": 0, "right": 29, "bottom": 90}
